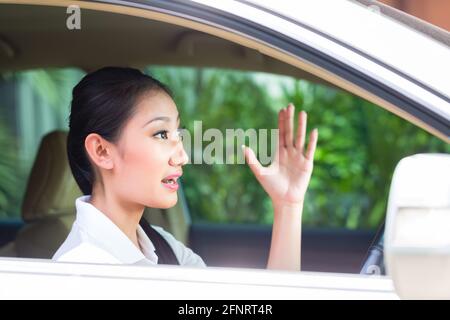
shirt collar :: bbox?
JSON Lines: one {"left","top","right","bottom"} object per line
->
{"left": 75, "top": 195, "right": 158, "bottom": 265}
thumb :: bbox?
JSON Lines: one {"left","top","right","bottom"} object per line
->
{"left": 242, "top": 145, "right": 264, "bottom": 177}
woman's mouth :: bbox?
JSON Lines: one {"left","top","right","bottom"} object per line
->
{"left": 161, "top": 173, "right": 181, "bottom": 191}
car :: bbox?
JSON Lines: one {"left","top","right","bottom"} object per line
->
{"left": 0, "top": 0, "right": 448, "bottom": 299}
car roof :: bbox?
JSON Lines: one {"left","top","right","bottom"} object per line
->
{"left": 2, "top": 0, "right": 448, "bottom": 100}
{"left": 1, "top": 0, "right": 448, "bottom": 138}
{"left": 230, "top": 0, "right": 450, "bottom": 102}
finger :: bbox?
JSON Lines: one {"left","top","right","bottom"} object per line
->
{"left": 285, "top": 103, "right": 294, "bottom": 149}
{"left": 278, "top": 107, "right": 286, "bottom": 149}
{"left": 295, "top": 110, "right": 307, "bottom": 151}
{"left": 305, "top": 128, "right": 318, "bottom": 160}
{"left": 242, "top": 145, "right": 265, "bottom": 177}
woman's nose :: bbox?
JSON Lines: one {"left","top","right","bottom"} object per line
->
{"left": 169, "top": 140, "right": 189, "bottom": 167}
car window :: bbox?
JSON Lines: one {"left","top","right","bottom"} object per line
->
{"left": 0, "top": 68, "right": 85, "bottom": 222}
{"left": 0, "top": 3, "right": 447, "bottom": 274}
{"left": 147, "top": 65, "right": 449, "bottom": 230}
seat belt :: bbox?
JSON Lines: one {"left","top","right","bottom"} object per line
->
{"left": 139, "top": 217, "right": 180, "bottom": 265}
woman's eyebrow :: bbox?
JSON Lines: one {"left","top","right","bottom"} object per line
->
{"left": 143, "top": 114, "right": 180, "bottom": 127}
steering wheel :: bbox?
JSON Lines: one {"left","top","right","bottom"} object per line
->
{"left": 360, "top": 222, "right": 385, "bottom": 275}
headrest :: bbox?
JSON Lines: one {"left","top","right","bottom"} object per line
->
{"left": 21, "top": 130, "right": 82, "bottom": 222}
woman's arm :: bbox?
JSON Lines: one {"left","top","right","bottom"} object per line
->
{"left": 243, "top": 103, "right": 318, "bottom": 271}
{"left": 267, "top": 201, "right": 303, "bottom": 270}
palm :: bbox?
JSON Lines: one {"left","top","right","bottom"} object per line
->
{"left": 243, "top": 104, "right": 318, "bottom": 205}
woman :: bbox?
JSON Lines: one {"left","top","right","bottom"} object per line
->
{"left": 53, "top": 67, "right": 318, "bottom": 271}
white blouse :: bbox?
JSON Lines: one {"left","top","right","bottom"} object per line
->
{"left": 52, "top": 195, "right": 206, "bottom": 267}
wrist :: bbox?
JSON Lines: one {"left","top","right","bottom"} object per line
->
{"left": 272, "top": 200, "right": 304, "bottom": 218}
{"left": 272, "top": 199, "right": 304, "bottom": 209}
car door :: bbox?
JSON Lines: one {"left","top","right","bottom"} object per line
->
{"left": 0, "top": 0, "right": 448, "bottom": 276}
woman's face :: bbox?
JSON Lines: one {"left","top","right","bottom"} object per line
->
{"left": 109, "top": 91, "right": 188, "bottom": 209}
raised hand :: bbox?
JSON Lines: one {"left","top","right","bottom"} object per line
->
{"left": 243, "top": 103, "right": 318, "bottom": 207}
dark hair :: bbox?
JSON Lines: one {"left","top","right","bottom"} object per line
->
{"left": 67, "top": 66, "right": 173, "bottom": 195}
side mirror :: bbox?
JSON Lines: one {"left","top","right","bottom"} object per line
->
{"left": 385, "top": 153, "right": 450, "bottom": 299}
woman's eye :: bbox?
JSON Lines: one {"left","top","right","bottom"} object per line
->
{"left": 154, "top": 130, "right": 169, "bottom": 139}
{"left": 153, "top": 127, "right": 185, "bottom": 141}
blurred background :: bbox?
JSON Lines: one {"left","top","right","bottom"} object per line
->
{"left": 379, "top": 0, "right": 450, "bottom": 31}
{"left": 1, "top": 65, "right": 448, "bottom": 230}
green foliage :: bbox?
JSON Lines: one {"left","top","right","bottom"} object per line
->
{"left": 0, "top": 118, "right": 26, "bottom": 219}
{"left": 1, "top": 66, "right": 448, "bottom": 229}
{"left": 282, "top": 82, "right": 450, "bottom": 229}
{"left": 0, "top": 69, "right": 83, "bottom": 220}
{"left": 149, "top": 67, "right": 276, "bottom": 224}
{"left": 147, "top": 66, "right": 449, "bottom": 229}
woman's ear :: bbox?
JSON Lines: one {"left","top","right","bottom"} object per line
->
{"left": 84, "top": 133, "right": 114, "bottom": 170}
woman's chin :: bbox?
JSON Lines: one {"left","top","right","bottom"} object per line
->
{"left": 156, "top": 195, "right": 178, "bottom": 209}
{"left": 141, "top": 186, "right": 179, "bottom": 209}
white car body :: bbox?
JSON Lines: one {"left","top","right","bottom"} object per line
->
{"left": 0, "top": 258, "right": 397, "bottom": 299}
